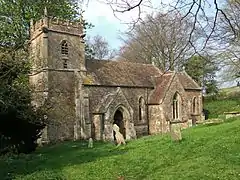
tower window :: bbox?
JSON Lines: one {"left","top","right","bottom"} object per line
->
{"left": 61, "top": 40, "right": 68, "bottom": 56}
{"left": 63, "top": 60, "right": 68, "bottom": 68}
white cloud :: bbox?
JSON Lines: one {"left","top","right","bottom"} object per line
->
{"left": 83, "top": 1, "right": 116, "bottom": 23}
{"left": 82, "top": 0, "right": 174, "bottom": 49}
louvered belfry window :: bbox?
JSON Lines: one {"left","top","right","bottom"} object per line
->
{"left": 61, "top": 40, "right": 68, "bottom": 56}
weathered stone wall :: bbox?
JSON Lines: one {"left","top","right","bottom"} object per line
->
{"left": 148, "top": 105, "right": 170, "bottom": 134}
{"left": 161, "top": 77, "right": 202, "bottom": 122}
{"left": 29, "top": 71, "right": 48, "bottom": 107}
{"left": 47, "top": 91, "right": 75, "bottom": 141}
{"left": 30, "top": 16, "right": 88, "bottom": 143}
{"left": 46, "top": 70, "right": 76, "bottom": 141}
{"left": 48, "top": 70, "right": 75, "bottom": 92}
{"left": 30, "top": 17, "right": 84, "bottom": 70}
{"left": 148, "top": 75, "right": 203, "bottom": 135}
{"left": 29, "top": 33, "right": 46, "bottom": 69}
{"left": 185, "top": 90, "right": 203, "bottom": 115}
{"left": 134, "top": 125, "right": 149, "bottom": 137}
{"left": 103, "top": 91, "right": 135, "bottom": 140}
{"left": 47, "top": 32, "right": 85, "bottom": 70}
{"left": 85, "top": 85, "right": 152, "bottom": 138}
{"left": 161, "top": 75, "right": 187, "bottom": 122}
{"left": 47, "top": 18, "right": 83, "bottom": 35}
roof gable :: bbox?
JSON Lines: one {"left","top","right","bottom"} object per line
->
{"left": 149, "top": 73, "right": 175, "bottom": 104}
{"left": 149, "top": 71, "right": 200, "bottom": 105}
{"left": 177, "top": 72, "right": 201, "bottom": 90}
{"left": 95, "top": 87, "right": 132, "bottom": 113}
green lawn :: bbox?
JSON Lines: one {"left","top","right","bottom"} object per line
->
{"left": 204, "top": 86, "right": 240, "bottom": 118}
{"left": 220, "top": 86, "right": 240, "bottom": 96}
{"left": 204, "top": 99, "right": 240, "bottom": 118}
{"left": 1, "top": 118, "right": 240, "bottom": 180}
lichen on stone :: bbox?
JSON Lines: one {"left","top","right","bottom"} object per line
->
{"left": 83, "top": 74, "right": 94, "bottom": 84}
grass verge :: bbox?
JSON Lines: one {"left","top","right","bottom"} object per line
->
{"left": 0, "top": 117, "right": 240, "bottom": 180}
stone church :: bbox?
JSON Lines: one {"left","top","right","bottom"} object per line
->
{"left": 29, "top": 12, "right": 203, "bottom": 143}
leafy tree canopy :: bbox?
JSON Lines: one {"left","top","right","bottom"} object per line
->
{"left": 184, "top": 55, "right": 219, "bottom": 94}
{"left": 0, "top": 0, "right": 85, "bottom": 154}
{"left": 0, "top": 0, "right": 81, "bottom": 50}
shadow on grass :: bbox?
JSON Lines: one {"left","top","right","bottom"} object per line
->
{"left": 0, "top": 140, "right": 128, "bottom": 180}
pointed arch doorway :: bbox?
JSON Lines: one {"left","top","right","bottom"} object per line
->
{"left": 113, "top": 108, "right": 126, "bottom": 139}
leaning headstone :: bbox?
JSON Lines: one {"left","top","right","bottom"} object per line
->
{"left": 113, "top": 124, "right": 120, "bottom": 132}
{"left": 170, "top": 123, "right": 182, "bottom": 141}
{"left": 88, "top": 137, "right": 93, "bottom": 148}
{"left": 113, "top": 124, "right": 126, "bottom": 146}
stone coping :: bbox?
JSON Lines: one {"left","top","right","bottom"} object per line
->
{"left": 224, "top": 111, "right": 240, "bottom": 114}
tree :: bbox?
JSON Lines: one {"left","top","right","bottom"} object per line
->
{"left": 0, "top": 52, "right": 46, "bottom": 154}
{"left": 101, "top": 0, "right": 235, "bottom": 35}
{"left": 86, "top": 35, "right": 117, "bottom": 60}
{"left": 100, "top": 0, "right": 240, "bottom": 54}
{"left": 119, "top": 12, "right": 199, "bottom": 71}
{"left": 184, "top": 55, "right": 219, "bottom": 94}
{"left": 0, "top": 0, "right": 83, "bottom": 154}
{"left": 99, "top": 0, "right": 239, "bottom": 84}
{"left": 0, "top": 0, "right": 81, "bottom": 51}
{"left": 214, "top": 1, "right": 240, "bottom": 83}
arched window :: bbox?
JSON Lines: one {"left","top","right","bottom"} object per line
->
{"left": 139, "top": 97, "right": 145, "bottom": 121}
{"left": 61, "top": 40, "right": 68, "bottom": 56}
{"left": 173, "top": 93, "right": 181, "bottom": 119}
{"left": 192, "top": 97, "right": 197, "bottom": 114}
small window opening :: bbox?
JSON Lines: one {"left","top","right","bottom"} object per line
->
{"left": 139, "top": 103, "right": 142, "bottom": 121}
{"left": 63, "top": 60, "right": 68, "bottom": 69}
{"left": 193, "top": 97, "right": 197, "bottom": 114}
{"left": 139, "top": 97, "right": 145, "bottom": 121}
{"left": 173, "top": 93, "right": 180, "bottom": 119}
{"left": 61, "top": 40, "right": 68, "bottom": 56}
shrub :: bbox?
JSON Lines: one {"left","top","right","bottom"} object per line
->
{"left": 0, "top": 108, "right": 45, "bottom": 154}
{"left": 0, "top": 54, "right": 45, "bottom": 154}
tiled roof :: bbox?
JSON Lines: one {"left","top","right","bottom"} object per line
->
{"left": 85, "top": 59, "right": 162, "bottom": 87}
{"left": 149, "top": 71, "right": 201, "bottom": 105}
{"left": 85, "top": 60, "right": 201, "bottom": 108}
{"left": 177, "top": 72, "right": 201, "bottom": 90}
{"left": 148, "top": 73, "right": 174, "bottom": 104}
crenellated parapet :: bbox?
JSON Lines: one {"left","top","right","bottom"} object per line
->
{"left": 49, "top": 17, "right": 82, "bottom": 28}
{"left": 30, "top": 16, "right": 84, "bottom": 40}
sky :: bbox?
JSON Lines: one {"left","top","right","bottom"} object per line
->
{"left": 82, "top": 0, "right": 172, "bottom": 50}
{"left": 81, "top": 0, "right": 237, "bottom": 88}
{"left": 83, "top": 1, "right": 126, "bottom": 49}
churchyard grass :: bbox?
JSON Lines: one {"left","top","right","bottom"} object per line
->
{"left": 204, "top": 98, "right": 240, "bottom": 118}
{"left": 204, "top": 87, "right": 240, "bottom": 118}
{"left": 1, "top": 117, "right": 240, "bottom": 180}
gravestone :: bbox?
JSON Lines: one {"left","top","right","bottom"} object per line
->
{"left": 113, "top": 124, "right": 126, "bottom": 146}
{"left": 170, "top": 123, "right": 182, "bottom": 141}
{"left": 88, "top": 138, "right": 93, "bottom": 148}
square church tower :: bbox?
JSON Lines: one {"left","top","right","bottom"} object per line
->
{"left": 29, "top": 8, "right": 90, "bottom": 142}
